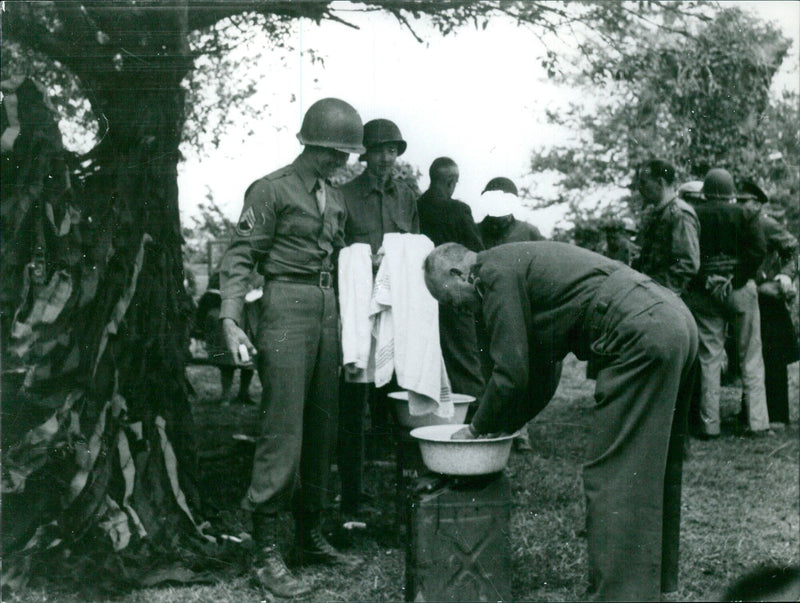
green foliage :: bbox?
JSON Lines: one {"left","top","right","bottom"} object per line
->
{"left": 181, "top": 187, "right": 236, "bottom": 264}
{"left": 530, "top": 6, "right": 798, "bottom": 237}
{"left": 180, "top": 13, "right": 313, "bottom": 159}
{"left": 1, "top": 40, "right": 98, "bottom": 153}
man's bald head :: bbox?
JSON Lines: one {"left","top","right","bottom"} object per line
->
{"left": 429, "top": 157, "right": 458, "bottom": 180}
{"left": 423, "top": 243, "right": 478, "bottom": 309}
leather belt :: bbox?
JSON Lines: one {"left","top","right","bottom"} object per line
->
{"left": 269, "top": 272, "right": 333, "bottom": 289}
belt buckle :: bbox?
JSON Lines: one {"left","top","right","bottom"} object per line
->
{"left": 319, "top": 271, "right": 332, "bottom": 289}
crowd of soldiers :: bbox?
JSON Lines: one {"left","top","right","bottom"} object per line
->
{"left": 631, "top": 162, "right": 797, "bottom": 440}
{"left": 211, "top": 97, "right": 798, "bottom": 601}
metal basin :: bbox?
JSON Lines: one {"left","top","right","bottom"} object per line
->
{"left": 409, "top": 424, "right": 517, "bottom": 475}
{"left": 389, "top": 391, "right": 475, "bottom": 428}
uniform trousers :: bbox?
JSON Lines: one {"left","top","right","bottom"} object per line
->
{"left": 689, "top": 280, "right": 769, "bottom": 435}
{"left": 242, "top": 281, "right": 339, "bottom": 521}
{"left": 583, "top": 270, "right": 697, "bottom": 601}
{"left": 759, "top": 293, "right": 799, "bottom": 425}
{"left": 337, "top": 378, "right": 396, "bottom": 514}
{"left": 438, "top": 305, "right": 485, "bottom": 399}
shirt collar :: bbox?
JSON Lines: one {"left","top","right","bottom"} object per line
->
{"left": 482, "top": 214, "right": 515, "bottom": 226}
{"left": 363, "top": 169, "right": 395, "bottom": 194}
{"left": 292, "top": 153, "right": 323, "bottom": 194}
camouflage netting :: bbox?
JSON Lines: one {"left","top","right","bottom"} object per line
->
{"left": 1, "top": 77, "right": 220, "bottom": 596}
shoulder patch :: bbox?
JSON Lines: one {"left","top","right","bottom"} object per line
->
{"left": 236, "top": 206, "right": 257, "bottom": 237}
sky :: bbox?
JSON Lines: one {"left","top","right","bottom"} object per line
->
{"left": 178, "top": 1, "right": 800, "bottom": 237}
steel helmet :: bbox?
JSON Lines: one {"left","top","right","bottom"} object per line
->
{"left": 482, "top": 177, "right": 518, "bottom": 196}
{"left": 296, "top": 98, "right": 365, "bottom": 155}
{"left": 702, "top": 168, "right": 736, "bottom": 201}
{"left": 359, "top": 118, "right": 407, "bottom": 161}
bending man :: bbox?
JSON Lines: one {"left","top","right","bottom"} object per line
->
{"left": 423, "top": 241, "right": 697, "bottom": 601}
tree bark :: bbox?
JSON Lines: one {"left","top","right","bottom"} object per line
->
{"left": 1, "top": 2, "right": 213, "bottom": 592}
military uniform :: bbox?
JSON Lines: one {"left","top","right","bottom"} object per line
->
{"left": 478, "top": 214, "right": 544, "bottom": 249}
{"left": 341, "top": 169, "right": 419, "bottom": 253}
{"left": 220, "top": 152, "right": 344, "bottom": 521}
{"left": 755, "top": 210, "right": 798, "bottom": 425}
{"left": 475, "top": 213, "right": 548, "bottom": 441}
{"left": 634, "top": 195, "right": 700, "bottom": 296}
{"left": 337, "top": 168, "right": 419, "bottom": 514}
{"left": 470, "top": 242, "right": 697, "bottom": 601}
{"left": 418, "top": 188, "right": 485, "bottom": 398}
{"left": 683, "top": 200, "right": 768, "bottom": 436}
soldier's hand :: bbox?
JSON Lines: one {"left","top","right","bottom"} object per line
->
{"left": 221, "top": 318, "right": 257, "bottom": 366}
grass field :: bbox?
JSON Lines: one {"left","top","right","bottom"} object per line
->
{"left": 12, "top": 355, "right": 799, "bottom": 602}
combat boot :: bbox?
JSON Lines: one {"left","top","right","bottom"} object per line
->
{"left": 251, "top": 512, "right": 313, "bottom": 598}
{"left": 294, "top": 514, "right": 363, "bottom": 569}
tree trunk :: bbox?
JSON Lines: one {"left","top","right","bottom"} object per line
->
{"left": 1, "top": 7, "right": 214, "bottom": 592}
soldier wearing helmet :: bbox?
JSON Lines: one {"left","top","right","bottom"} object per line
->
{"left": 632, "top": 159, "right": 700, "bottom": 297}
{"left": 219, "top": 97, "right": 364, "bottom": 598}
{"left": 683, "top": 167, "right": 770, "bottom": 439}
{"left": 337, "top": 118, "right": 419, "bottom": 520}
{"left": 340, "top": 118, "right": 419, "bottom": 255}
{"left": 476, "top": 176, "right": 545, "bottom": 249}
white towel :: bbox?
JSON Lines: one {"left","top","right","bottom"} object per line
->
{"left": 370, "top": 233, "right": 453, "bottom": 419}
{"left": 338, "top": 244, "right": 374, "bottom": 383}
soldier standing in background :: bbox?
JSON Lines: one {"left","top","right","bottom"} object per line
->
{"left": 683, "top": 168, "right": 770, "bottom": 439}
{"left": 476, "top": 176, "right": 547, "bottom": 452}
{"left": 632, "top": 160, "right": 701, "bottom": 297}
{"left": 417, "top": 157, "right": 485, "bottom": 401}
{"left": 338, "top": 118, "right": 419, "bottom": 521}
{"left": 477, "top": 176, "right": 545, "bottom": 247}
{"left": 737, "top": 179, "right": 798, "bottom": 430}
{"left": 219, "top": 98, "right": 364, "bottom": 598}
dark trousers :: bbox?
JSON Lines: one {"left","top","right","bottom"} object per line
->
{"left": 338, "top": 379, "right": 368, "bottom": 514}
{"left": 338, "top": 376, "right": 397, "bottom": 513}
{"left": 439, "top": 305, "right": 485, "bottom": 398}
{"left": 760, "top": 293, "right": 798, "bottom": 424}
{"left": 584, "top": 272, "right": 698, "bottom": 601}
{"left": 242, "top": 281, "right": 339, "bottom": 520}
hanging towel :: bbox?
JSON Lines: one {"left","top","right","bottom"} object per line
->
{"left": 370, "top": 233, "right": 453, "bottom": 419}
{"left": 338, "top": 243, "right": 374, "bottom": 383}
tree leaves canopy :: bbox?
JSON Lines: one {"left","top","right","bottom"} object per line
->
{"left": 529, "top": 6, "right": 797, "bottom": 234}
